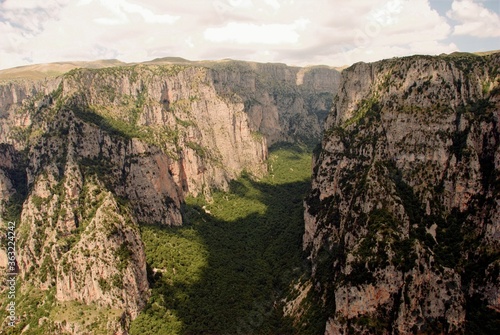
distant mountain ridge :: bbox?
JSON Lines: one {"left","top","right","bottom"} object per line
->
{"left": 3, "top": 50, "right": 494, "bottom": 82}
{"left": 0, "top": 59, "right": 127, "bottom": 81}
{"left": 0, "top": 56, "right": 342, "bottom": 81}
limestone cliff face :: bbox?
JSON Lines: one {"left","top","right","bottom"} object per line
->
{"left": 0, "top": 144, "right": 20, "bottom": 203}
{"left": 210, "top": 61, "right": 340, "bottom": 145}
{"left": 0, "top": 144, "right": 26, "bottom": 271}
{"left": 8, "top": 111, "right": 154, "bottom": 332}
{"left": 0, "top": 79, "right": 61, "bottom": 149}
{"left": 57, "top": 65, "right": 270, "bottom": 196}
{"left": 0, "top": 60, "right": 339, "bottom": 333}
{"left": 304, "top": 53, "right": 500, "bottom": 334}
{"left": 0, "top": 61, "right": 340, "bottom": 201}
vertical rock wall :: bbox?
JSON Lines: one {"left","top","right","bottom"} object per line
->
{"left": 304, "top": 53, "right": 500, "bottom": 334}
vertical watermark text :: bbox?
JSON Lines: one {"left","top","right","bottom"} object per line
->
{"left": 4, "top": 219, "right": 17, "bottom": 327}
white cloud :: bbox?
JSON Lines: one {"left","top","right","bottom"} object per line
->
{"left": 447, "top": 0, "right": 500, "bottom": 37}
{"left": 0, "top": 0, "right": 495, "bottom": 70}
{"left": 0, "top": 0, "right": 69, "bottom": 37}
{"left": 286, "top": 0, "right": 456, "bottom": 66}
{"left": 370, "top": 0, "right": 403, "bottom": 25}
{"left": 228, "top": 0, "right": 253, "bottom": 8}
{"left": 1, "top": 0, "right": 68, "bottom": 10}
{"left": 88, "top": 0, "right": 179, "bottom": 25}
{"left": 264, "top": 0, "right": 281, "bottom": 10}
{"left": 204, "top": 19, "right": 309, "bottom": 44}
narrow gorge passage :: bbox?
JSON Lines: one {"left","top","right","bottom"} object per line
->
{"left": 131, "top": 144, "right": 319, "bottom": 334}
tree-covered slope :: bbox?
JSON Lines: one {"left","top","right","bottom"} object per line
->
{"left": 130, "top": 144, "right": 315, "bottom": 334}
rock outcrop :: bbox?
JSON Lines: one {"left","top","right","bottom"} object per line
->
{"left": 304, "top": 52, "right": 500, "bottom": 334}
{"left": 0, "top": 59, "right": 340, "bottom": 333}
{"left": 0, "top": 61, "right": 340, "bottom": 197}
{"left": 209, "top": 61, "right": 340, "bottom": 145}
{"left": 0, "top": 144, "right": 22, "bottom": 203}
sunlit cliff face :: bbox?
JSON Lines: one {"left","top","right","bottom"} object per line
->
{"left": 304, "top": 53, "right": 500, "bottom": 334}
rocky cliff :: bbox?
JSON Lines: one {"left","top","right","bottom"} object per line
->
{"left": 0, "top": 60, "right": 339, "bottom": 333}
{"left": 208, "top": 61, "right": 340, "bottom": 145}
{"left": 303, "top": 52, "right": 500, "bottom": 334}
{"left": 0, "top": 61, "right": 340, "bottom": 194}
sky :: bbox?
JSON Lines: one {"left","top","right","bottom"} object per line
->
{"left": 0, "top": 0, "right": 499, "bottom": 70}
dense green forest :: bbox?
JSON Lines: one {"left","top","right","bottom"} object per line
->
{"left": 130, "top": 143, "right": 319, "bottom": 334}
{"left": 0, "top": 144, "right": 323, "bottom": 334}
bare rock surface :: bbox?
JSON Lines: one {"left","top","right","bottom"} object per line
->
{"left": 304, "top": 53, "right": 500, "bottom": 334}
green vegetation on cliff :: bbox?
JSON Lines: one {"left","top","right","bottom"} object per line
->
{"left": 130, "top": 143, "right": 314, "bottom": 334}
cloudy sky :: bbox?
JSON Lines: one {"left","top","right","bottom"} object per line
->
{"left": 0, "top": 0, "right": 499, "bottom": 70}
